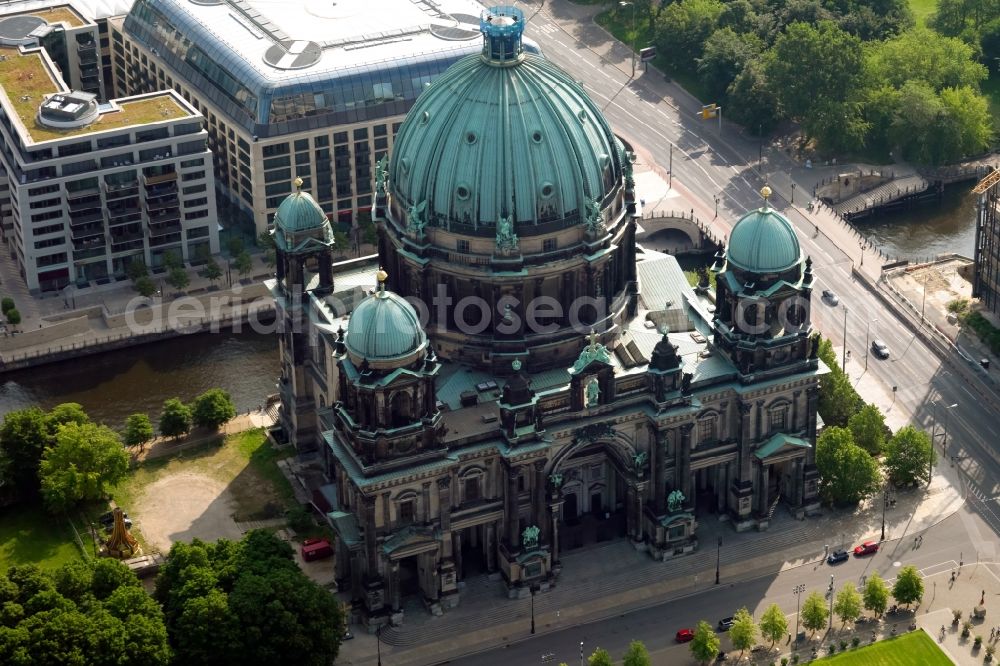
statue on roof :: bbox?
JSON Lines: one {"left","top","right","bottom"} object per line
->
{"left": 496, "top": 213, "right": 519, "bottom": 255}
{"left": 571, "top": 329, "right": 612, "bottom": 374}
{"left": 584, "top": 198, "right": 605, "bottom": 235}
{"left": 375, "top": 155, "right": 389, "bottom": 197}
{"left": 622, "top": 150, "right": 635, "bottom": 190}
{"left": 406, "top": 199, "right": 427, "bottom": 239}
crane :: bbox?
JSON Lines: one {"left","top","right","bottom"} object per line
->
{"left": 972, "top": 168, "right": 1000, "bottom": 194}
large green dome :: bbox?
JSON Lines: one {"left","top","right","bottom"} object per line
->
{"left": 727, "top": 204, "right": 801, "bottom": 274}
{"left": 346, "top": 280, "right": 427, "bottom": 366}
{"left": 388, "top": 8, "right": 624, "bottom": 231}
{"left": 274, "top": 181, "right": 327, "bottom": 234}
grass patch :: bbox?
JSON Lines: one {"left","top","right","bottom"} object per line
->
{"left": 7, "top": 5, "right": 85, "bottom": 28}
{"left": 960, "top": 310, "right": 1000, "bottom": 354}
{"left": 811, "top": 630, "right": 951, "bottom": 664}
{"left": 111, "top": 428, "right": 295, "bottom": 524}
{"left": 907, "top": 0, "right": 937, "bottom": 26}
{"left": 0, "top": 503, "right": 85, "bottom": 571}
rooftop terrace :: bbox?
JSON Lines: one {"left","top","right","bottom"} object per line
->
{"left": 0, "top": 47, "right": 190, "bottom": 143}
{"left": 1, "top": 4, "right": 87, "bottom": 29}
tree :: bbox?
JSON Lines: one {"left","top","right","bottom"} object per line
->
{"left": 38, "top": 422, "right": 129, "bottom": 513}
{"left": 690, "top": 620, "right": 721, "bottom": 664}
{"left": 938, "top": 85, "right": 993, "bottom": 160}
{"left": 884, "top": 426, "right": 934, "bottom": 486}
{"left": 815, "top": 427, "right": 880, "bottom": 505}
{"left": 834, "top": 583, "right": 862, "bottom": 627}
{"left": 766, "top": 21, "right": 866, "bottom": 144}
{"left": 892, "top": 565, "right": 924, "bottom": 607}
{"left": 158, "top": 399, "right": 192, "bottom": 440}
{"left": 801, "top": 591, "right": 829, "bottom": 635}
{"left": 191, "top": 389, "right": 237, "bottom": 430}
{"left": 257, "top": 231, "right": 276, "bottom": 269}
{"left": 863, "top": 572, "right": 890, "bottom": 618}
{"left": 234, "top": 251, "right": 253, "bottom": 280}
{"left": 0, "top": 407, "right": 50, "bottom": 497}
{"left": 227, "top": 236, "right": 245, "bottom": 258}
{"left": 655, "top": 0, "right": 725, "bottom": 70}
{"left": 818, "top": 365, "right": 864, "bottom": 427}
{"left": 759, "top": 603, "right": 788, "bottom": 648}
{"left": 587, "top": 647, "right": 614, "bottom": 666}
{"left": 1, "top": 297, "right": 14, "bottom": 314}
{"left": 162, "top": 251, "right": 182, "bottom": 271}
{"left": 123, "top": 413, "right": 154, "bottom": 452}
{"left": 6, "top": 309, "right": 20, "bottom": 326}
{"left": 202, "top": 257, "right": 223, "bottom": 286}
{"left": 91, "top": 559, "right": 141, "bottom": 601}
{"left": 866, "top": 27, "right": 987, "bottom": 92}
{"left": 133, "top": 275, "right": 156, "bottom": 298}
{"left": 166, "top": 267, "right": 189, "bottom": 293}
{"left": 848, "top": 404, "right": 888, "bottom": 455}
{"left": 126, "top": 259, "right": 148, "bottom": 281}
{"left": 729, "top": 606, "right": 757, "bottom": 658}
{"left": 46, "top": 404, "right": 89, "bottom": 432}
{"left": 697, "top": 28, "right": 762, "bottom": 100}
{"left": 623, "top": 640, "right": 652, "bottom": 666}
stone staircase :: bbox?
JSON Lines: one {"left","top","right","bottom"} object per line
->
{"left": 832, "top": 174, "right": 928, "bottom": 218}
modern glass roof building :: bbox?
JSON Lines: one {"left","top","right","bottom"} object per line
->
{"left": 109, "top": 0, "right": 538, "bottom": 237}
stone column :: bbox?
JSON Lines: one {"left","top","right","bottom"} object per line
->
{"left": 533, "top": 461, "right": 547, "bottom": 540}
{"left": 758, "top": 465, "right": 770, "bottom": 515}
{"left": 650, "top": 427, "right": 661, "bottom": 513}
{"left": 390, "top": 560, "right": 401, "bottom": 611}
{"left": 550, "top": 502, "right": 561, "bottom": 563}
{"left": 486, "top": 521, "right": 498, "bottom": 572}
{"left": 634, "top": 482, "right": 645, "bottom": 541}
{"left": 453, "top": 529, "right": 463, "bottom": 579}
{"left": 679, "top": 424, "right": 694, "bottom": 502}
{"left": 716, "top": 464, "right": 727, "bottom": 512}
{"left": 506, "top": 466, "right": 520, "bottom": 549}
{"left": 422, "top": 482, "right": 432, "bottom": 524}
{"left": 626, "top": 484, "right": 637, "bottom": 538}
{"left": 792, "top": 390, "right": 802, "bottom": 431}
{"left": 363, "top": 495, "right": 378, "bottom": 574}
{"left": 737, "top": 401, "right": 753, "bottom": 481}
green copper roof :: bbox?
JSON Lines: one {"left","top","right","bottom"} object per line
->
{"left": 389, "top": 48, "right": 624, "bottom": 231}
{"left": 345, "top": 286, "right": 427, "bottom": 363}
{"left": 273, "top": 184, "right": 328, "bottom": 234}
{"left": 727, "top": 206, "right": 801, "bottom": 274}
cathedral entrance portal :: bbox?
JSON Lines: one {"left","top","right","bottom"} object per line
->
{"left": 554, "top": 441, "right": 631, "bottom": 552}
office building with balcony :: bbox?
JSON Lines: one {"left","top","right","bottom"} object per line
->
{"left": 108, "top": 0, "right": 538, "bottom": 238}
{"left": 0, "top": 42, "right": 217, "bottom": 292}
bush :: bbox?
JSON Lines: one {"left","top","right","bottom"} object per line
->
{"left": 828, "top": 644, "right": 836, "bottom": 654}
{"left": 791, "top": 655, "right": 799, "bottom": 665}
{"left": 840, "top": 640, "right": 848, "bottom": 650}
{"left": 947, "top": 298, "right": 969, "bottom": 313}
{"left": 954, "top": 609, "right": 963, "bottom": 622}
{"left": 987, "top": 643, "right": 996, "bottom": 659}
{"left": 1, "top": 297, "right": 14, "bottom": 313}
{"left": 782, "top": 659, "right": 789, "bottom": 666}
{"left": 975, "top": 635, "right": 983, "bottom": 648}
{"left": 287, "top": 505, "right": 315, "bottom": 533}
{"left": 6, "top": 308, "right": 21, "bottom": 326}
{"left": 962, "top": 620, "right": 972, "bottom": 637}
{"left": 851, "top": 636, "right": 860, "bottom": 648}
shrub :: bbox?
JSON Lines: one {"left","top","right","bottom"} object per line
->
{"left": 947, "top": 298, "right": 969, "bottom": 313}
{"left": 954, "top": 609, "right": 963, "bottom": 622}
{"left": 1, "top": 297, "right": 14, "bottom": 313}
{"left": 286, "top": 505, "right": 315, "bottom": 533}
{"left": 782, "top": 658, "right": 789, "bottom": 666}
{"left": 6, "top": 308, "right": 21, "bottom": 326}
{"left": 791, "top": 655, "right": 799, "bottom": 665}
{"left": 975, "top": 635, "right": 983, "bottom": 648}
{"left": 962, "top": 620, "right": 972, "bottom": 637}
{"left": 828, "top": 644, "right": 836, "bottom": 654}
{"left": 851, "top": 636, "right": 860, "bottom": 648}
{"left": 986, "top": 644, "right": 996, "bottom": 659}
{"left": 840, "top": 640, "right": 848, "bottom": 650}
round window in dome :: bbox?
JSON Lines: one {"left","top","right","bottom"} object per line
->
{"left": 465, "top": 131, "right": 477, "bottom": 145}
{"left": 539, "top": 182, "right": 555, "bottom": 199}
{"left": 578, "top": 110, "right": 588, "bottom": 123}
{"left": 456, "top": 184, "right": 471, "bottom": 200}
{"left": 420, "top": 111, "right": 430, "bottom": 125}
{"left": 400, "top": 157, "right": 410, "bottom": 174}
{"left": 531, "top": 130, "right": 543, "bottom": 144}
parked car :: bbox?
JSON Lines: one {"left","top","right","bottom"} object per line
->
{"left": 871, "top": 339, "right": 890, "bottom": 359}
{"left": 301, "top": 537, "right": 334, "bottom": 562}
{"left": 821, "top": 289, "right": 839, "bottom": 305}
{"left": 676, "top": 628, "right": 695, "bottom": 643}
{"left": 98, "top": 511, "right": 132, "bottom": 529}
{"left": 854, "top": 540, "right": 880, "bottom": 556}
{"left": 827, "top": 549, "right": 849, "bottom": 564}
{"left": 718, "top": 616, "right": 735, "bottom": 631}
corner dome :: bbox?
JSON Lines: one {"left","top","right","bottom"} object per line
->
{"left": 727, "top": 204, "right": 801, "bottom": 274}
{"left": 388, "top": 6, "right": 624, "bottom": 232}
{"left": 345, "top": 282, "right": 427, "bottom": 365}
{"left": 274, "top": 179, "right": 327, "bottom": 234}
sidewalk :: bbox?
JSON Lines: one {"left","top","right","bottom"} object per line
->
{"left": 133, "top": 408, "right": 275, "bottom": 463}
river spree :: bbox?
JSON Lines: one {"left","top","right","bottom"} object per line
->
{"left": 0, "top": 330, "right": 279, "bottom": 427}
{"left": 858, "top": 185, "right": 978, "bottom": 260}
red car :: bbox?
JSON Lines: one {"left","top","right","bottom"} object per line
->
{"left": 853, "top": 541, "right": 879, "bottom": 556}
{"left": 301, "top": 538, "right": 333, "bottom": 562}
{"left": 676, "top": 629, "right": 695, "bottom": 643}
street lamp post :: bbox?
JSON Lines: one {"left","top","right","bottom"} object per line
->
{"left": 669, "top": 144, "right": 673, "bottom": 188}
{"left": 377, "top": 625, "right": 383, "bottom": 666}
{"left": 715, "top": 537, "right": 722, "bottom": 584}
{"left": 841, "top": 306, "right": 849, "bottom": 373}
{"left": 791, "top": 181, "right": 795, "bottom": 205}
{"left": 880, "top": 482, "right": 889, "bottom": 541}
{"left": 530, "top": 583, "right": 538, "bottom": 634}
{"left": 793, "top": 584, "right": 806, "bottom": 641}
{"left": 864, "top": 318, "right": 878, "bottom": 371}
{"left": 829, "top": 575, "right": 835, "bottom": 630}
{"left": 619, "top": 1, "right": 637, "bottom": 78}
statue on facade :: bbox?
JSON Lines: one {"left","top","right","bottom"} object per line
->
{"left": 584, "top": 198, "right": 605, "bottom": 235}
{"left": 571, "top": 329, "right": 612, "bottom": 375}
{"left": 809, "top": 333, "right": 820, "bottom": 359}
{"left": 496, "top": 214, "right": 519, "bottom": 254}
{"left": 548, "top": 473, "right": 563, "bottom": 489}
{"left": 406, "top": 199, "right": 427, "bottom": 239}
{"left": 622, "top": 150, "right": 635, "bottom": 190}
{"left": 667, "top": 490, "right": 685, "bottom": 513}
{"left": 585, "top": 377, "right": 600, "bottom": 407}
{"left": 633, "top": 451, "right": 648, "bottom": 470}
{"left": 522, "top": 525, "right": 540, "bottom": 550}
{"left": 375, "top": 155, "right": 389, "bottom": 197}
{"left": 681, "top": 371, "right": 692, "bottom": 394}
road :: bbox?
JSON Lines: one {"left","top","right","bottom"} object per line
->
{"left": 522, "top": 0, "right": 1000, "bottom": 544}
{"left": 450, "top": 511, "right": 984, "bottom": 666}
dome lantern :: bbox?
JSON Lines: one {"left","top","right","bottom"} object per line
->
{"left": 480, "top": 6, "right": 525, "bottom": 67}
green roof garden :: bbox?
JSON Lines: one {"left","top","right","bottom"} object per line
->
{"left": 2, "top": 5, "right": 87, "bottom": 29}
{"left": 0, "top": 47, "right": 191, "bottom": 144}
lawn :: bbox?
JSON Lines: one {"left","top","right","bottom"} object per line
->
{"left": 812, "top": 630, "right": 952, "bottom": 665}
{"left": 111, "top": 428, "right": 295, "bottom": 524}
{"left": 0, "top": 503, "right": 85, "bottom": 571}
{"left": 908, "top": 0, "right": 937, "bottom": 26}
